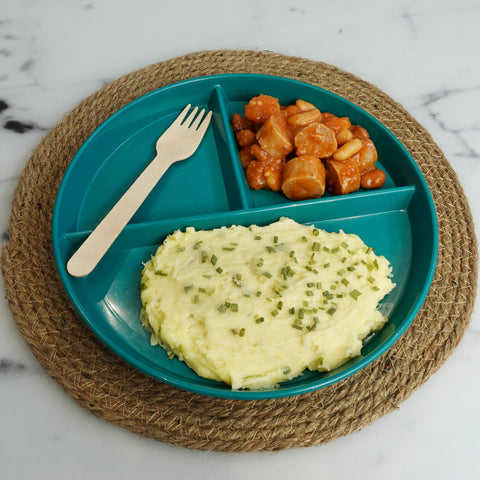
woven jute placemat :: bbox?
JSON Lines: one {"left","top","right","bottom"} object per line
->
{"left": 1, "top": 50, "right": 477, "bottom": 452}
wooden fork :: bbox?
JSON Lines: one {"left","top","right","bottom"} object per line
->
{"left": 67, "top": 104, "right": 212, "bottom": 277}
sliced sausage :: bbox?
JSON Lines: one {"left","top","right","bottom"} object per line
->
{"left": 325, "top": 157, "right": 361, "bottom": 195}
{"left": 281, "top": 155, "right": 326, "bottom": 200}
{"left": 294, "top": 122, "right": 337, "bottom": 158}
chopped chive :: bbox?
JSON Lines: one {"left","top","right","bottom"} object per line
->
{"left": 298, "top": 308, "right": 305, "bottom": 319}
{"left": 277, "top": 301, "right": 283, "bottom": 310}
{"left": 323, "top": 246, "right": 330, "bottom": 252}
{"left": 255, "top": 291, "right": 262, "bottom": 297}
{"left": 306, "top": 290, "right": 314, "bottom": 296}
{"left": 231, "top": 328, "right": 238, "bottom": 335}
{"left": 312, "top": 242, "right": 320, "bottom": 252}
{"left": 201, "top": 251, "right": 208, "bottom": 263}
{"left": 262, "top": 272, "right": 272, "bottom": 278}
{"left": 341, "top": 257, "right": 347, "bottom": 263}
{"left": 372, "top": 286, "right": 380, "bottom": 291}
{"left": 323, "top": 263, "right": 330, "bottom": 268}
{"left": 292, "top": 324, "right": 303, "bottom": 330}
{"left": 373, "top": 259, "right": 379, "bottom": 270}
{"left": 154, "top": 270, "right": 168, "bottom": 276}
{"left": 176, "top": 246, "right": 185, "bottom": 252}
{"left": 266, "top": 246, "right": 276, "bottom": 253}
{"left": 347, "top": 266, "right": 355, "bottom": 271}
{"left": 222, "top": 247, "right": 235, "bottom": 251}
{"left": 255, "top": 317, "right": 265, "bottom": 324}
{"left": 307, "top": 282, "right": 315, "bottom": 287}
{"left": 271, "top": 309, "right": 279, "bottom": 317}
{"left": 316, "top": 282, "right": 322, "bottom": 289}
{"left": 341, "top": 241, "right": 349, "bottom": 249}
{"left": 350, "top": 289, "right": 361, "bottom": 300}
{"left": 184, "top": 285, "right": 194, "bottom": 292}
{"left": 239, "top": 328, "right": 245, "bottom": 337}
{"left": 301, "top": 236, "right": 308, "bottom": 242}
{"left": 193, "top": 294, "right": 200, "bottom": 303}
{"left": 273, "top": 235, "right": 279, "bottom": 244}
{"left": 312, "top": 228, "right": 319, "bottom": 236}
{"left": 327, "top": 307, "right": 337, "bottom": 315}
{"left": 211, "top": 254, "right": 218, "bottom": 265}
{"left": 198, "top": 287, "right": 206, "bottom": 293}
{"left": 193, "top": 241, "right": 203, "bottom": 250}
{"left": 366, "top": 247, "right": 374, "bottom": 254}
{"left": 216, "top": 267, "right": 223, "bottom": 274}
{"left": 253, "top": 235, "right": 262, "bottom": 240}
{"left": 218, "top": 304, "right": 228, "bottom": 313}
{"left": 289, "top": 307, "right": 295, "bottom": 315}
{"left": 231, "top": 303, "right": 239, "bottom": 312}
{"left": 367, "top": 276, "right": 375, "bottom": 283}
{"left": 283, "top": 367, "right": 291, "bottom": 374}
{"left": 341, "top": 278, "right": 349, "bottom": 286}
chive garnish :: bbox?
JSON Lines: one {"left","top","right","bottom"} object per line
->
{"left": 218, "top": 304, "right": 228, "bottom": 313}
{"left": 231, "top": 303, "right": 239, "bottom": 312}
{"left": 211, "top": 255, "right": 218, "bottom": 265}
{"left": 266, "top": 246, "right": 276, "bottom": 253}
{"left": 327, "top": 307, "right": 337, "bottom": 315}
{"left": 306, "top": 290, "right": 314, "bottom": 296}
{"left": 222, "top": 247, "right": 235, "bottom": 251}
{"left": 350, "top": 289, "right": 361, "bottom": 300}
{"left": 292, "top": 324, "right": 303, "bottom": 330}
{"left": 239, "top": 328, "right": 245, "bottom": 337}
{"left": 193, "top": 241, "right": 203, "bottom": 250}
{"left": 255, "top": 317, "right": 265, "bottom": 324}
{"left": 154, "top": 270, "right": 168, "bottom": 276}
{"left": 312, "top": 228, "right": 319, "bottom": 236}
{"left": 312, "top": 242, "right": 320, "bottom": 252}
{"left": 253, "top": 235, "right": 262, "bottom": 240}
{"left": 193, "top": 294, "right": 200, "bottom": 303}
{"left": 184, "top": 285, "right": 194, "bottom": 292}
{"left": 216, "top": 267, "right": 223, "bottom": 274}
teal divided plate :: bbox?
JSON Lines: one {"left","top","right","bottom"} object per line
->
{"left": 52, "top": 74, "right": 438, "bottom": 400}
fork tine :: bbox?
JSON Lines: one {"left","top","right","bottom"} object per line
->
{"left": 195, "top": 110, "right": 213, "bottom": 138}
{"left": 171, "top": 104, "right": 192, "bottom": 127}
{"left": 182, "top": 106, "right": 199, "bottom": 127}
{"left": 189, "top": 108, "right": 206, "bottom": 130}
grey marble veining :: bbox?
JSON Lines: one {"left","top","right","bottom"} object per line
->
{"left": 1, "top": 0, "right": 479, "bottom": 479}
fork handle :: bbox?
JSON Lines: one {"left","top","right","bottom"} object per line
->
{"left": 66, "top": 155, "right": 172, "bottom": 277}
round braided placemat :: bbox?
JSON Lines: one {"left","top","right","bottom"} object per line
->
{"left": 1, "top": 50, "right": 477, "bottom": 452}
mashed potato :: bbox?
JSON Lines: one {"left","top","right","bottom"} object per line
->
{"left": 140, "top": 217, "right": 394, "bottom": 390}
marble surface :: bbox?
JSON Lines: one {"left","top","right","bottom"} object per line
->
{"left": 1, "top": 0, "right": 479, "bottom": 478}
